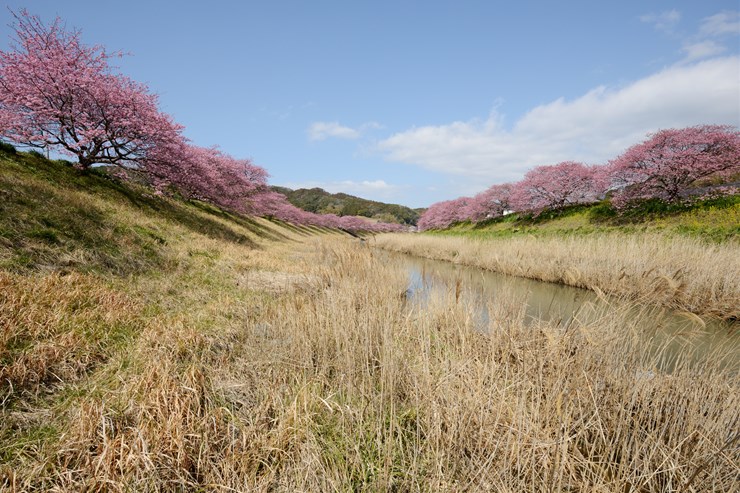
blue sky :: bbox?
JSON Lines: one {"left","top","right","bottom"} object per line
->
{"left": 2, "top": 1, "right": 739, "bottom": 208}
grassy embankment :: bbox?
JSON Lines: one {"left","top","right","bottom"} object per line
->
{"left": 1, "top": 149, "right": 738, "bottom": 491}
{"left": 376, "top": 200, "right": 740, "bottom": 320}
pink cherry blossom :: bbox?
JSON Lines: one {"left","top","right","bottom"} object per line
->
{"left": 417, "top": 197, "right": 471, "bottom": 231}
{"left": 463, "top": 183, "right": 514, "bottom": 222}
{"left": 509, "top": 161, "right": 600, "bottom": 213}
{"left": 603, "top": 125, "right": 740, "bottom": 207}
{"left": 0, "top": 10, "right": 183, "bottom": 169}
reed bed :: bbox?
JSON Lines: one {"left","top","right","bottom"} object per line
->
{"left": 4, "top": 239, "right": 736, "bottom": 491}
{"left": 374, "top": 232, "right": 740, "bottom": 320}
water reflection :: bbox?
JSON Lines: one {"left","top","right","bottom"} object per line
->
{"left": 404, "top": 254, "right": 594, "bottom": 326}
{"left": 389, "top": 251, "right": 738, "bottom": 370}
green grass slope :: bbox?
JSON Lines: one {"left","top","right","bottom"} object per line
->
{"left": 432, "top": 197, "right": 740, "bottom": 243}
{"left": 0, "top": 147, "right": 343, "bottom": 487}
{"left": 0, "top": 149, "right": 331, "bottom": 274}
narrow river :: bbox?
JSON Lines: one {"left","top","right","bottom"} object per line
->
{"left": 383, "top": 250, "right": 739, "bottom": 371}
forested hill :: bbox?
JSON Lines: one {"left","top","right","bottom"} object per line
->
{"left": 272, "top": 186, "right": 422, "bottom": 225}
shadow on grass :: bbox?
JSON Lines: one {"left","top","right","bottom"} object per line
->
{"left": 265, "top": 218, "right": 314, "bottom": 238}
{"left": 187, "top": 201, "right": 292, "bottom": 243}
{"left": 0, "top": 154, "right": 265, "bottom": 274}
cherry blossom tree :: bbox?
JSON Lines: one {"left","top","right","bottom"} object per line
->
{"left": 0, "top": 11, "right": 408, "bottom": 233}
{"left": 247, "top": 189, "right": 403, "bottom": 232}
{"left": 418, "top": 184, "right": 513, "bottom": 229}
{"left": 416, "top": 126, "right": 739, "bottom": 229}
{"left": 510, "top": 161, "right": 600, "bottom": 213}
{"left": 249, "top": 190, "right": 304, "bottom": 220}
{"left": 464, "top": 183, "right": 513, "bottom": 222}
{"left": 604, "top": 125, "right": 740, "bottom": 206}
{"left": 185, "top": 146, "right": 267, "bottom": 212}
{"left": 134, "top": 141, "right": 268, "bottom": 213}
{"left": 417, "top": 197, "right": 471, "bottom": 230}
{"left": 0, "top": 10, "right": 183, "bottom": 168}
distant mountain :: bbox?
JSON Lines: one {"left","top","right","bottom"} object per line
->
{"left": 272, "top": 186, "right": 421, "bottom": 225}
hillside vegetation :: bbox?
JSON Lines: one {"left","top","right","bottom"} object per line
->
{"left": 0, "top": 149, "right": 319, "bottom": 274}
{"left": 2, "top": 149, "right": 739, "bottom": 491}
{"left": 273, "top": 185, "right": 421, "bottom": 225}
{"left": 434, "top": 198, "right": 740, "bottom": 242}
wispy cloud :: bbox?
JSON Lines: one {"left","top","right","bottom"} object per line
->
{"left": 377, "top": 57, "right": 740, "bottom": 183}
{"left": 681, "top": 40, "right": 726, "bottom": 63}
{"left": 677, "top": 10, "right": 739, "bottom": 63}
{"left": 307, "top": 121, "right": 382, "bottom": 141}
{"left": 700, "top": 11, "right": 740, "bottom": 37}
{"left": 640, "top": 10, "right": 681, "bottom": 33}
{"left": 307, "top": 121, "right": 360, "bottom": 141}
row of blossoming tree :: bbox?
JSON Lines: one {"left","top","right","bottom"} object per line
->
{"left": 0, "top": 11, "right": 403, "bottom": 233}
{"left": 418, "top": 125, "right": 740, "bottom": 231}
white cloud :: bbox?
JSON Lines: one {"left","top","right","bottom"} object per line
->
{"left": 307, "top": 121, "right": 360, "bottom": 141}
{"left": 640, "top": 10, "right": 681, "bottom": 32}
{"left": 700, "top": 11, "right": 740, "bottom": 37}
{"left": 307, "top": 121, "right": 382, "bottom": 141}
{"left": 677, "top": 11, "right": 739, "bottom": 63}
{"left": 377, "top": 57, "right": 740, "bottom": 183}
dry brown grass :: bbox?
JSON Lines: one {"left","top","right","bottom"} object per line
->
{"left": 4, "top": 238, "right": 736, "bottom": 492}
{"left": 0, "top": 272, "right": 142, "bottom": 402}
{"left": 374, "top": 232, "right": 740, "bottom": 320}
{"left": 3, "top": 154, "right": 737, "bottom": 490}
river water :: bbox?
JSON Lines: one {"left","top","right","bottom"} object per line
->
{"left": 385, "top": 251, "right": 738, "bottom": 370}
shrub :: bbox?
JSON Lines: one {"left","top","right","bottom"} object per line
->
{"left": 0, "top": 141, "right": 16, "bottom": 154}
{"left": 26, "top": 150, "right": 45, "bottom": 159}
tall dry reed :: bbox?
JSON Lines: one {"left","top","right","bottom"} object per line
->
{"left": 374, "top": 232, "right": 740, "bottom": 320}
{"left": 3, "top": 240, "right": 737, "bottom": 491}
